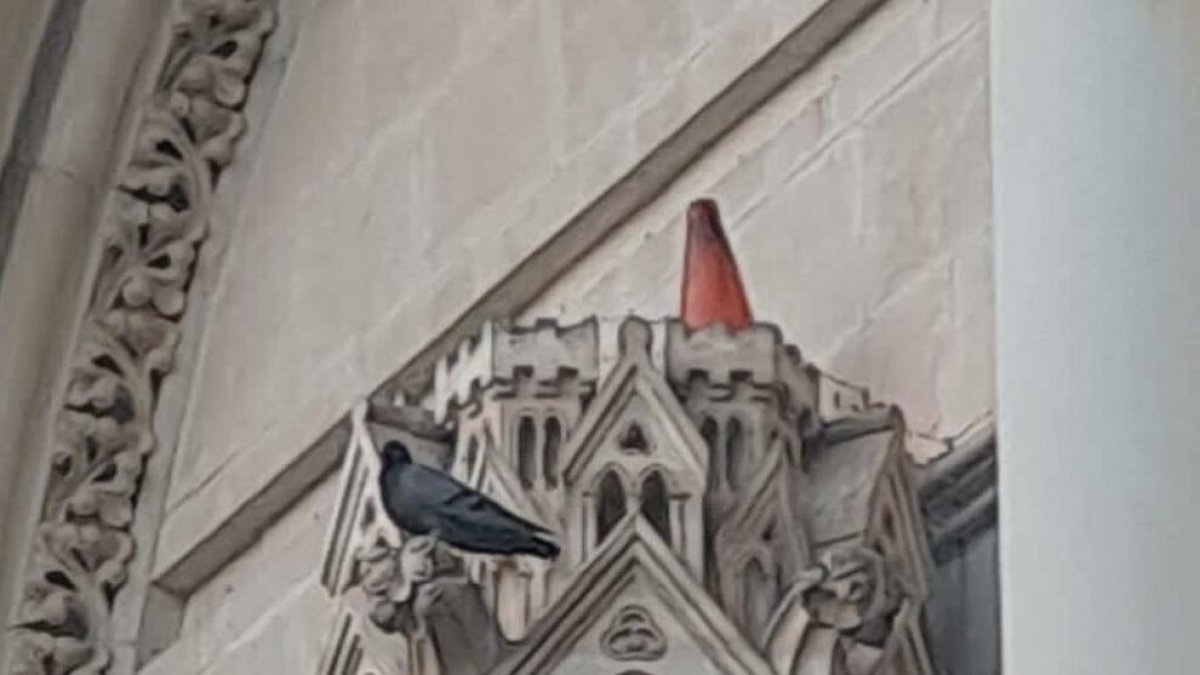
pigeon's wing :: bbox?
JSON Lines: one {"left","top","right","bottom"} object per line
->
{"left": 407, "top": 464, "right": 552, "bottom": 535}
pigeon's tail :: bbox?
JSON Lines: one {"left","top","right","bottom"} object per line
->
{"left": 529, "top": 537, "right": 560, "bottom": 560}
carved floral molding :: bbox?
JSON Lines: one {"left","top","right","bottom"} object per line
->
{"left": 9, "top": 2, "right": 275, "bottom": 673}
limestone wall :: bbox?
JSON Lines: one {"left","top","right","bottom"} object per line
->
{"left": 141, "top": 475, "right": 338, "bottom": 675}
{"left": 142, "top": 0, "right": 994, "bottom": 672}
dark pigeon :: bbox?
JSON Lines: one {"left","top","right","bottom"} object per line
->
{"left": 378, "top": 440, "right": 560, "bottom": 559}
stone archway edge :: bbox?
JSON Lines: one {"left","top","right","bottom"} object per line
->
{"left": 5, "top": 3, "right": 277, "bottom": 673}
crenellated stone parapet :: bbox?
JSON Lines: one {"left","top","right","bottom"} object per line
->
{"left": 432, "top": 319, "right": 602, "bottom": 423}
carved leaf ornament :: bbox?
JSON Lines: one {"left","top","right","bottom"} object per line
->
{"left": 11, "top": 2, "right": 275, "bottom": 673}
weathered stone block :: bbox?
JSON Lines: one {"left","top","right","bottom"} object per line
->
{"left": 938, "top": 231, "right": 995, "bottom": 435}
{"left": 171, "top": 477, "right": 336, "bottom": 672}
{"left": 248, "top": 0, "right": 367, "bottom": 224}
{"left": 360, "top": 0, "right": 461, "bottom": 136}
{"left": 826, "top": 264, "right": 954, "bottom": 435}
{"left": 561, "top": 0, "right": 693, "bottom": 153}
{"left": 418, "top": 1, "right": 556, "bottom": 235}
{"left": 168, "top": 165, "right": 370, "bottom": 504}
{"left": 734, "top": 138, "right": 867, "bottom": 355}
{"left": 858, "top": 27, "right": 990, "bottom": 307}
{"left": 156, "top": 581, "right": 334, "bottom": 675}
{"left": 829, "top": 0, "right": 931, "bottom": 130}
{"left": 761, "top": 93, "right": 829, "bottom": 189}
{"left": 934, "top": 0, "right": 990, "bottom": 40}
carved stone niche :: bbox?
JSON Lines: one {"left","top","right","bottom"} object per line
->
{"left": 318, "top": 315, "right": 937, "bottom": 675}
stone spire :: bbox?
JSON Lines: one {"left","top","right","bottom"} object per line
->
{"left": 680, "top": 199, "right": 753, "bottom": 332}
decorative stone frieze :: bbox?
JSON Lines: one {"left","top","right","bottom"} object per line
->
{"left": 8, "top": 3, "right": 275, "bottom": 673}
{"left": 319, "top": 314, "right": 937, "bottom": 675}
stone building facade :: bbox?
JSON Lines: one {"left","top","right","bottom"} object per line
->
{"left": 0, "top": 0, "right": 997, "bottom": 674}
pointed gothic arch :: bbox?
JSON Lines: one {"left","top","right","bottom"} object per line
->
{"left": 517, "top": 415, "right": 537, "bottom": 488}
{"left": 640, "top": 470, "right": 671, "bottom": 542}
{"left": 726, "top": 416, "right": 745, "bottom": 488}
{"left": 741, "top": 555, "right": 775, "bottom": 639}
{"left": 597, "top": 469, "right": 628, "bottom": 543}
{"left": 543, "top": 417, "right": 562, "bottom": 488}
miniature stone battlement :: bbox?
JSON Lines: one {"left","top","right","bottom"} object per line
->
{"left": 433, "top": 319, "right": 601, "bottom": 422}
{"left": 665, "top": 320, "right": 784, "bottom": 386}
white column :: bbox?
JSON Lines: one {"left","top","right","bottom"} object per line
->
{"left": 992, "top": 2, "right": 1200, "bottom": 673}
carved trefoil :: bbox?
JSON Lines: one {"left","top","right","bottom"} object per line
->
{"left": 317, "top": 310, "right": 936, "bottom": 675}
{"left": 601, "top": 605, "right": 667, "bottom": 662}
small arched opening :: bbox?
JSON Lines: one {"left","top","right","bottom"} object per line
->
{"left": 543, "top": 417, "right": 562, "bottom": 488}
{"left": 597, "top": 470, "right": 627, "bottom": 543}
{"left": 641, "top": 471, "right": 671, "bottom": 542}
{"left": 726, "top": 417, "right": 745, "bottom": 488}
{"left": 464, "top": 435, "right": 479, "bottom": 476}
{"left": 517, "top": 416, "right": 536, "bottom": 489}
{"left": 701, "top": 416, "right": 720, "bottom": 489}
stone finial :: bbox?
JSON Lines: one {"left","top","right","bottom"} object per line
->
{"left": 349, "top": 535, "right": 506, "bottom": 675}
{"left": 680, "top": 199, "right": 753, "bottom": 332}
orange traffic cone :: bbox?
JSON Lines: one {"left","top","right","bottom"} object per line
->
{"left": 680, "top": 199, "right": 753, "bottom": 332}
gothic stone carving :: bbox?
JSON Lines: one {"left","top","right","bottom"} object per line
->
{"left": 10, "top": 3, "right": 275, "bottom": 673}
{"left": 321, "top": 316, "right": 935, "bottom": 675}
{"left": 801, "top": 547, "right": 906, "bottom": 642}
{"left": 354, "top": 536, "right": 505, "bottom": 675}
{"left": 765, "top": 545, "right": 920, "bottom": 675}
